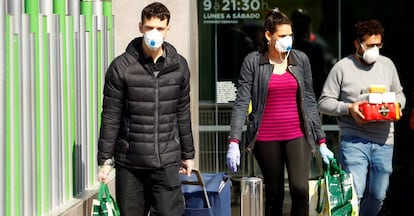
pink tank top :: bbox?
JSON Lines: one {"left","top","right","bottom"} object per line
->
{"left": 256, "top": 72, "right": 304, "bottom": 141}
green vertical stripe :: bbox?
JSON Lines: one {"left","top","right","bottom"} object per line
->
{"left": 53, "top": 0, "right": 65, "bottom": 15}
{"left": 103, "top": 1, "right": 113, "bottom": 60}
{"left": 34, "top": 23, "right": 42, "bottom": 216}
{"left": 41, "top": 16, "right": 50, "bottom": 213}
{"left": 25, "top": 0, "right": 42, "bottom": 214}
{"left": 97, "top": 31, "right": 102, "bottom": 130}
{"left": 13, "top": 33, "right": 21, "bottom": 216}
{"left": 81, "top": 0, "right": 96, "bottom": 185}
{"left": 68, "top": 16, "right": 76, "bottom": 199}
{"left": 4, "top": 15, "right": 22, "bottom": 216}
{"left": 54, "top": 0, "right": 71, "bottom": 199}
{"left": 103, "top": 1, "right": 112, "bottom": 29}
{"left": 89, "top": 35, "right": 95, "bottom": 185}
{"left": 25, "top": 1, "right": 39, "bottom": 32}
{"left": 80, "top": 1, "right": 93, "bottom": 32}
{"left": 5, "top": 15, "right": 11, "bottom": 216}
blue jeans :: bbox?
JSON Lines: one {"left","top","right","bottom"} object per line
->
{"left": 338, "top": 136, "right": 393, "bottom": 216}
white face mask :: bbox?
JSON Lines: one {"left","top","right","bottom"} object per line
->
{"left": 143, "top": 29, "right": 164, "bottom": 50}
{"left": 275, "top": 35, "right": 293, "bottom": 53}
{"left": 361, "top": 44, "right": 380, "bottom": 64}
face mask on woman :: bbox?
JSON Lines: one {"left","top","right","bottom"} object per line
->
{"left": 144, "top": 29, "right": 164, "bottom": 50}
{"left": 275, "top": 35, "right": 293, "bottom": 53}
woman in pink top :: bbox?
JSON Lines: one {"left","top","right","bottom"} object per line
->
{"left": 226, "top": 7, "right": 334, "bottom": 216}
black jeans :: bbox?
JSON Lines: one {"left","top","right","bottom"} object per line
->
{"left": 115, "top": 165, "right": 184, "bottom": 216}
{"left": 253, "top": 137, "right": 311, "bottom": 216}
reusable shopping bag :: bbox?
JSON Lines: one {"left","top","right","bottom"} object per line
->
{"left": 91, "top": 183, "right": 120, "bottom": 216}
{"left": 309, "top": 177, "right": 329, "bottom": 216}
{"left": 309, "top": 158, "right": 359, "bottom": 216}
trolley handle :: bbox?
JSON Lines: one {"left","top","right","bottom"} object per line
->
{"left": 181, "top": 168, "right": 211, "bottom": 208}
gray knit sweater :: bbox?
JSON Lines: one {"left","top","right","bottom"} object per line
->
{"left": 318, "top": 54, "right": 406, "bottom": 145}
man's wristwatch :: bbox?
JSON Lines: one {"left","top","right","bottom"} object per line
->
{"left": 103, "top": 159, "right": 114, "bottom": 166}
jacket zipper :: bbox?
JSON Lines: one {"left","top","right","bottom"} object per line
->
{"left": 288, "top": 65, "right": 316, "bottom": 153}
{"left": 154, "top": 77, "right": 160, "bottom": 165}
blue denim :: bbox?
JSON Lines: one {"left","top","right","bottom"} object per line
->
{"left": 338, "top": 136, "right": 393, "bottom": 216}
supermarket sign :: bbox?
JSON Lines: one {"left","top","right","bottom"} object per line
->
{"left": 200, "top": 0, "right": 269, "bottom": 24}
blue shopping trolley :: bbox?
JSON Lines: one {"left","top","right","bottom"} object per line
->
{"left": 181, "top": 169, "right": 231, "bottom": 216}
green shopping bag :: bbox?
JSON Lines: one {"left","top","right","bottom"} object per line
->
{"left": 91, "top": 183, "right": 120, "bottom": 216}
{"left": 309, "top": 177, "right": 329, "bottom": 216}
{"left": 323, "top": 158, "right": 359, "bottom": 216}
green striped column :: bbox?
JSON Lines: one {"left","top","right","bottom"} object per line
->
{"left": 21, "top": 13, "right": 36, "bottom": 216}
{"left": 25, "top": 0, "right": 50, "bottom": 214}
{"left": 5, "top": 14, "right": 22, "bottom": 216}
{"left": 0, "top": 1, "right": 6, "bottom": 215}
{"left": 101, "top": 0, "right": 113, "bottom": 130}
{"left": 54, "top": 0, "right": 73, "bottom": 200}
{"left": 0, "top": 0, "right": 116, "bottom": 214}
{"left": 94, "top": 0, "right": 105, "bottom": 140}
{"left": 80, "top": 0, "right": 97, "bottom": 186}
{"left": 67, "top": 0, "right": 81, "bottom": 196}
{"left": 93, "top": 0, "right": 102, "bottom": 134}
{"left": 40, "top": 13, "right": 51, "bottom": 215}
{"left": 103, "top": 0, "right": 113, "bottom": 60}
{"left": 67, "top": 3, "right": 77, "bottom": 200}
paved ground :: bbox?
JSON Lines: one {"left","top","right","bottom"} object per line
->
{"left": 231, "top": 199, "right": 291, "bottom": 216}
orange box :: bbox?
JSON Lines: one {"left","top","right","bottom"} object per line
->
{"left": 359, "top": 102, "right": 400, "bottom": 121}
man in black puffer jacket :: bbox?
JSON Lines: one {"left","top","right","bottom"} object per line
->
{"left": 97, "top": 2, "right": 195, "bottom": 216}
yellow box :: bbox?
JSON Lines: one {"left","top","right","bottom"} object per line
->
{"left": 369, "top": 85, "right": 387, "bottom": 93}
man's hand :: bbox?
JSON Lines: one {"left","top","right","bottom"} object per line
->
{"left": 349, "top": 102, "right": 367, "bottom": 124}
{"left": 179, "top": 159, "right": 194, "bottom": 176}
{"left": 98, "top": 165, "right": 113, "bottom": 183}
{"left": 226, "top": 142, "right": 240, "bottom": 173}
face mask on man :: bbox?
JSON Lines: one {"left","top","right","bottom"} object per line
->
{"left": 144, "top": 29, "right": 164, "bottom": 50}
{"left": 360, "top": 44, "right": 380, "bottom": 64}
{"left": 275, "top": 35, "right": 293, "bottom": 53}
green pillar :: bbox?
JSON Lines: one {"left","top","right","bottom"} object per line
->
{"left": 81, "top": 0, "right": 97, "bottom": 185}
{"left": 24, "top": 1, "right": 47, "bottom": 215}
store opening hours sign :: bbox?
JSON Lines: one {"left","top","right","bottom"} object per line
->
{"left": 201, "top": 0, "right": 270, "bottom": 24}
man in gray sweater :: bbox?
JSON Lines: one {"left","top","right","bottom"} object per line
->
{"left": 318, "top": 19, "right": 406, "bottom": 216}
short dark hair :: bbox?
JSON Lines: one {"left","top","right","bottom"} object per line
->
{"left": 353, "top": 19, "right": 384, "bottom": 42}
{"left": 141, "top": 2, "right": 170, "bottom": 25}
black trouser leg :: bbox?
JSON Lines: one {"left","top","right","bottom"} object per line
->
{"left": 116, "top": 166, "right": 149, "bottom": 216}
{"left": 115, "top": 165, "right": 184, "bottom": 216}
{"left": 254, "top": 137, "right": 311, "bottom": 216}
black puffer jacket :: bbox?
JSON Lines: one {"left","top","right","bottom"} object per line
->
{"left": 97, "top": 37, "right": 195, "bottom": 169}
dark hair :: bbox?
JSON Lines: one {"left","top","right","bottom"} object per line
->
{"left": 141, "top": 2, "right": 170, "bottom": 25}
{"left": 261, "top": 8, "right": 291, "bottom": 51}
{"left": 263, "top": 7, "right": 292, "bottom": 34}
{"left": 353, "top": 19, "right": 384, "bottom": 42}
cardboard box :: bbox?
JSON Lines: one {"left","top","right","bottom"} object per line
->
{"left": 382, "top": 92, "right": 396, "bottom": 103}
{"left": 359, "top": 102, "right": 400, "bottom": 121}
{"left": 369, "top": 85, "right": 387, "bottom": 93}
{"left": 368, "top": 93, "right": 383, "bottom": 104}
